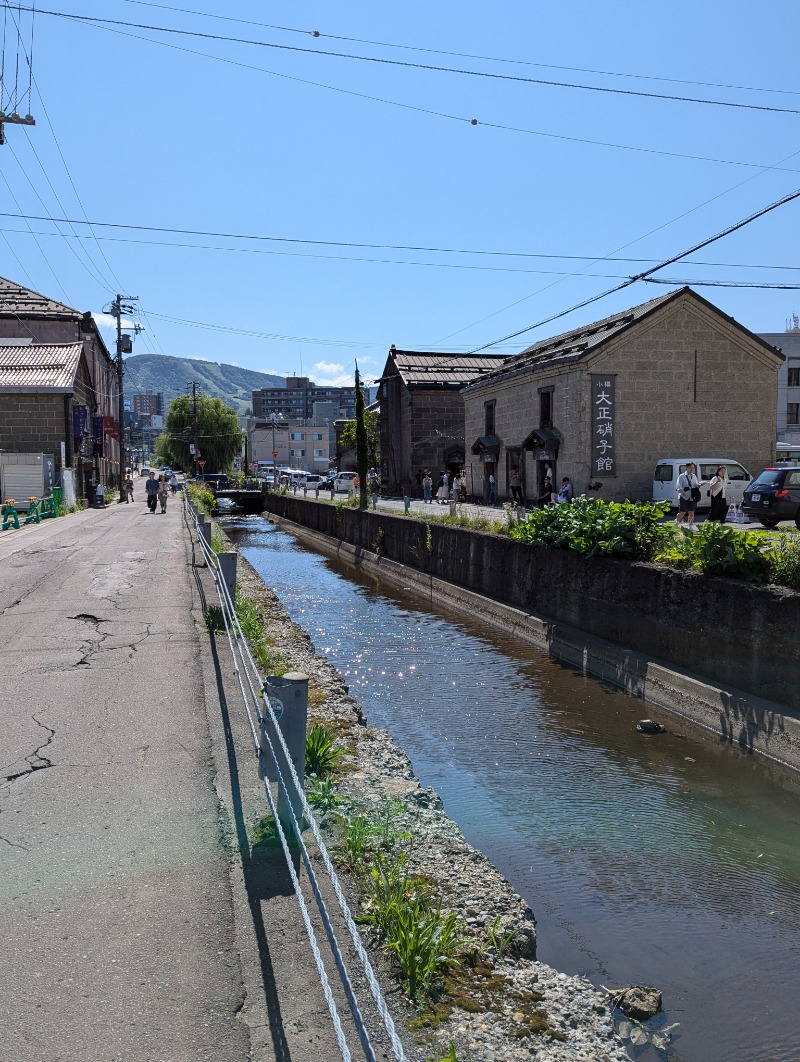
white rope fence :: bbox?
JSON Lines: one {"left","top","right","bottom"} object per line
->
{"left": 184, "top": 496, "right": 407, "bottom": 1062}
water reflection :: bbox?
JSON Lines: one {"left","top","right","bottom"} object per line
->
{"left": 226, "top": 516, "right": 800, "bottom": 1062}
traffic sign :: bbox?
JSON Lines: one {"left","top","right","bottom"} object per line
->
{"left": 272, "top": 451, "right": 279, "bottom": 459}
{"left": 197, "top": 459, "right": 206, "bottom": 468}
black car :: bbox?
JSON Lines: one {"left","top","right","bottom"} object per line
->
{"left": 742, "top": 466, "right": 800, "bottom": 528}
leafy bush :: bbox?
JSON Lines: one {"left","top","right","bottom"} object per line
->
{"left": 387, "top": 903, "right": 462, "bottom": 1001}
{"left": 509, "top": 497, "right": 672, "bottom": 560}
{"left": 187, "top": 483, "right": 215, "bottom": 514}
{"left": 767, "top": 534, "right": 800, "bottom": 590}
{"left": 689, "top": 522, "right": 771, "bottom": 581}
{"left": 305, "top": 722, "right": 345, "bottom": 778}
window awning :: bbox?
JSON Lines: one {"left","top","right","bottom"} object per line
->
{"left": 470, "top": 434, "right": 500, "bottom": 455}
{"left": 523, "top": 426, "right": 560, "bottom": 450}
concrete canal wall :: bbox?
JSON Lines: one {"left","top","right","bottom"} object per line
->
{"left": 262, "top": 494, "right": 800, "bottom": 768}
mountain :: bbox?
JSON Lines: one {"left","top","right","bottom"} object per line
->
{"left": 124, "top": 354, "right": 284, "bottom": 415}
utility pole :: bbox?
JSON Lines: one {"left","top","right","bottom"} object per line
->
{"left": 190, "top": 381, "right": 200, "bottom": 478}
{"left": 109, "top": 294, "right": 138, "bottom": 503}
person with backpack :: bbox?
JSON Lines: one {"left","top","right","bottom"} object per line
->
{"left": 675, "top": 462, "right": 703, "bottom": 527}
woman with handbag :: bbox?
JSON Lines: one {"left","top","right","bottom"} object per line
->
{"left": 675, "top": 462, "right": 703, "bottom": 527}
{"left": 707, "top": 465, "right": 728, "bottom": 523}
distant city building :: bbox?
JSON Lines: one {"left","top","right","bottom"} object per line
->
{"left": 252, "top": 376, "right": 357, "bottom": 421}
{"left": 132, "top": 391, "right": 163, "bottom": 417}
{"left": 759, "top": 316, "right": 800, "bottom": 452}
{"left": 246, "top": 416, "right": 331, "bottom": 472}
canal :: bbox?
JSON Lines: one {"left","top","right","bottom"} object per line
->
{"left": 225, "top": 515, "right": 800, "bottom": 1062}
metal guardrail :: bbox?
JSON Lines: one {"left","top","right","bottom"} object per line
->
{"left": 183, "top": 494, "right": 407, "bottom": 1062}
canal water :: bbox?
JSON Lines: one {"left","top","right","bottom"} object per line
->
{"left": 225, "top": 516, "right": 800, "bottom": 1062}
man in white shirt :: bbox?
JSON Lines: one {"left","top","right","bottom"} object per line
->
{"left": 675, "top": 462, "right": 702, "bottom": 527}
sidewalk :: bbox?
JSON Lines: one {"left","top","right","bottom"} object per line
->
{"left": 0, "top": 496, "right": 251, "bottom": 1061}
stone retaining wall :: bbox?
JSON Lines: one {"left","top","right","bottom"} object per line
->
{"left": 263, "top": 494, "right": 800, "bottom": 716}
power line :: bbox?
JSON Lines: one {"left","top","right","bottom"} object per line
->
{"left": 18, "top": 4, "right": 800, "bottom": 116}
{"left": 643, "top": 278, "right": 800, "bottom": 290}
{"left": 116, "top": 0, "right": 800, "bottom": 101}
{"left": 3, "top": 210, "right": 800, "bottom": 270}
{"left": 466, "top": 186, "right": 800, "bottom": 353}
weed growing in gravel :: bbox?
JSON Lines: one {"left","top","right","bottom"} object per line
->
{"left": 306, "top": 775, "right": 347, "bottom": 817}
{"left": 767, "top": 533, "right": 800, "bottom": 589}
{"left": 210, "top": 524, "right": 227, "bottom": 555}
{"left": 305, "top": 722, "right": 346, "bottom": 778}
{"left": 235, "top": 588, "right": 286, "bottom": 675}
{"left": 483, "top": 915, "right": 517, "bottom": 960}
{"left": 204, "top": 605, "right": 226, "bottom": 633}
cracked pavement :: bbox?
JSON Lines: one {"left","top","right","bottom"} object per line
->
{"left": 0, "top": 500, "right": 251, "bottom": 1061}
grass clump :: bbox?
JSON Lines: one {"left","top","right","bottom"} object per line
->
{"left": 235, "top": 588, "right": 286, "bottom": 675}
{"left": 305, "top": 722, "right": 346, "bottom": 778}
{"left": 187, "top": 482, "right": 215, "bottom": 515}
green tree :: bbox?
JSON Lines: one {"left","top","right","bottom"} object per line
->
{"left": 339, "top": 408, "right": 380, "bottom": 469}
{"left": 157, "top": 394, "right": 242, "bottom": 474}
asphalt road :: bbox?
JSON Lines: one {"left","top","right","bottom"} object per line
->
{"left": 0, "top": 496, "right": 252, "bottom": 1061}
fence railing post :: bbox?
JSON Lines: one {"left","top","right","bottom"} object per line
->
{"left": 261, "top": 672, "right": 308, "bottom": 832}
{"left": 218, "top": 551, "right": 237, "bottom": 605}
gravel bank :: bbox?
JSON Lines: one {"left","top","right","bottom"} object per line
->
{"left": 237, "top": 551, "right": 632, "bottom": 1062}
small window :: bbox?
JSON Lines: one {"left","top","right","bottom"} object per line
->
{"left": 654, "top": 464, "right": 673, "bottom": 482}
{"left": 785, "top": 470, "right": 800, "bottom": 487}
{"left": 788, "top": 403, "right": 800, "bottom": 425}
{"left": 539, "top": 390, "right": 552, "bottom": 427}
{"left": 484, "top": 401, "right": 496, "bottom": 436}
{"left": 788, "top": 367, "right": 800, "bottom": 387}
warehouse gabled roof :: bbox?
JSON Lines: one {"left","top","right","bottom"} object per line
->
{"left": 0, "top": 342, "right": 84, "bottom": 391}
{"left": 0, "top": 275, "right": 81, "bottom": 318}
{"left": 464, "top": 286, "right": 784, "bottom": 391}
{"left": 384, "top": 348, "right": 506, "bottom": 388}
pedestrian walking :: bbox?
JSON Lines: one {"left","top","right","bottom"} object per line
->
{"left": 422, "top": 470, "right": 433, "bottom": 504}
{"left": 145, "top": 471, "right": 159, "bottom": 513}
{"left": 436, "top": 471, "right": 449, "bottom": 504}
{"left": 488, "top": 472, "right": 496, "bottom": 506}
{"left": 157, "top": 474, "right": 169, "bottom": 513}
{"left": 169, "top": 472, "right": 179, "bottom": 495}
{"left": 675, "top": 462, "right": 703, "bottom": 527}
{"left": 509, "top": 466, "right": 524, "bottom": 505}
{"left": 707, "top": 465, "right": 728, "bottom": 523}
{"left": 124, "top": 475, "right": 134, "bottom": 503}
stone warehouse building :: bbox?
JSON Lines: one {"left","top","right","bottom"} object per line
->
{"left": 0, "top": 277, "right": 120, "bottom": 503}
{"left": 462, "top": 287, "right": 782, "bottom": 505}
{"left": 377, "top": 347, "right": 505, "bottom": 495}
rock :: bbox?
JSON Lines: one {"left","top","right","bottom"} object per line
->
{"left": 612, "top": 984, "right": 663, "bottom": 1020}
{"left": 636, "top": 718, "right": 666, "bottom": 734}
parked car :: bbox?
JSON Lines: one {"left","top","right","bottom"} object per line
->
{"left": 298, "top": 474, "right": 324, "bottom": 490}
{"left": 742, "top": 466, "right": 800, "bottom": 528}
{"left": 652, "top": 457, "right": 752, "bottom": 510}
{"left": 332, "top": 472, "right": 358, "bottom": 493}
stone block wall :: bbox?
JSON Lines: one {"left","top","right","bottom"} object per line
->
{"left": 0, "top": 394, "right": 66, "bottom": 454}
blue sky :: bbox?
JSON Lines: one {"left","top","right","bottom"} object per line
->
{"left": 1, "top": 0, "right": 799, "bottom": 388}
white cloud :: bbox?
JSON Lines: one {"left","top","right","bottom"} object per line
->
{"left": 313, "top": 360, "right": 345, "bottom": 375}
{"left": 92, "top": 311, "right": 136, "bottom": 329}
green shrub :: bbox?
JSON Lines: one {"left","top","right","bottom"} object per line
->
{"left": 306, "top": 775, "right": 346, "bottom": 816}
{"left": 691, "top": 522, "right": 771, "bottom": 581}
{"left": 187, "top": 483, "right": 215, "bottom": 514}
{"left": 510, "top": 497, "right": 672, "bottom": 560}
{"left": 387, "top": 903, "right": 462, "bottom": 1001}
{"left": 767, "top": 534, "right": 800, "bottom": 590}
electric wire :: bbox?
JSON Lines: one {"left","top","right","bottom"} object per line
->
{"left": 117, "top": 0, "right": 800, "bottom": 101}
{"left": 466, "top": 186, "right": 800, "bottom": 353}
{"left": 17, "top": 4, "right": 800, "bottom": 117}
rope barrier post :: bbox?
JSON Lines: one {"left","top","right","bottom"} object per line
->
{"left": 263, "top": 672, "right": 308, "bottom": 832}
{"left": 218, "top": 551, "right": 237, "bottom": 604}
{"left": 198, "top": 519, "right": 212, "bottom": 563}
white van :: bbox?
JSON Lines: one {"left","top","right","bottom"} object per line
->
{"left": 652, "top": 458, "right": 753, "bottom": 510}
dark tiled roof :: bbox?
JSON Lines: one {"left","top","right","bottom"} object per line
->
{"left": 0, "top": 342, "right": 83, "bottom": 390}
{"left": 471, "top": 290, "right": 680, "bottom": 388}
{"left": 388, "top": 349, "right": 506, "bottom": 387}
{"left": 0, "top": 275, "right": 80, "bottom": 318}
